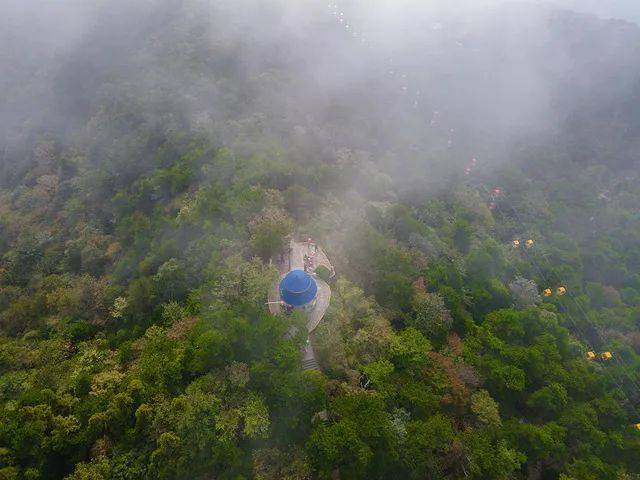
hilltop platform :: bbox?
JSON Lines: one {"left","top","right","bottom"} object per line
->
{"left": 268, "top": 238, "right": 334, "bottom": 370}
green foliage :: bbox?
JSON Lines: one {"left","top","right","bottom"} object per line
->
{"left": 471, "top": 390, "right": 502, "bottom": 428}
{"left": 314, "top": 264, "right": 331, "bottom": 282}
{"left": 408, "top": 290, "right": 453, "bottom": 343}
{"left": 308, "top": 393, "right": 397, "bottom": 478}
{"left": 249, "top": 207, "right": 293, "bottom": 261}
{"left": 527, "top": 383, "right": 569, "bottom": 416}
{"left": 453, "top": 219, "right": 472, "bottom": 254}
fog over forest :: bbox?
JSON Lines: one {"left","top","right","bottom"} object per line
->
{"left": 540, "top": 0, "right": 640, "bottom": 22}
{"left": 2, "top": 1, "right": 640, "bottom": 479}
{"left": 3, "top": 0, "right": 640, "bottom": 186}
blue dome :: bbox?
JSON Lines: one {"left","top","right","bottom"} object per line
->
{"left": 279, "top": 270, "right": 318, "bottom": 307}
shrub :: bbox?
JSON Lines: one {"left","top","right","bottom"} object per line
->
{"left": 315, "top": 265, "right": 332, "bottom": 282}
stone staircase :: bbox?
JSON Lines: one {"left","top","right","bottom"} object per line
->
{"left": 302, "top": 356, "right": 320, "bottom": 371}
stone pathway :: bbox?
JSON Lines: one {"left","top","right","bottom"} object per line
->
{"left": 290, "top": 239, "right": 334, "bottom": 276}
{"left": 302, "top": 343, "right": 320, "bottom": 371}
{"left": 268, "top": 238, "right": 333, "bottom": 371}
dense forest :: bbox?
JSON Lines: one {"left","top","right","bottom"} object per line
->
{"left": 1, "top": 1, "right": 640, "bottom": 479}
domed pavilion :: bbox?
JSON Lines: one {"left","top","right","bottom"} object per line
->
{"left": 279, "top": 269, "right": 318, "bottom": 312}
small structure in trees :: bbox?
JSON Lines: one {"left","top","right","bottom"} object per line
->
{"left": 279, "top": 269, "right": 318, "bottom": 312}
{"left": 586, "top": 351, "right": 613, "bottom": 361}
{"left": 267, "top": 237, "right": 333, "bottom": 371}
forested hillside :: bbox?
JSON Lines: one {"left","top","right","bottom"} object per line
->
{"left": 1, "top": 1, "right": 640, "bottom": 479}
